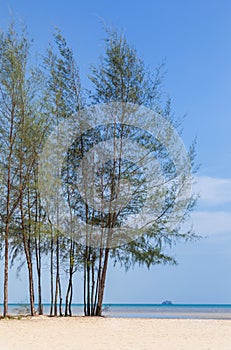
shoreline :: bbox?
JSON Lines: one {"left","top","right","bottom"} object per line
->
{"left": 1, "top": 314, "right": 231, "bottom": 320}
{"left": 1, "top": 303, "right": 231, "bottom": 320}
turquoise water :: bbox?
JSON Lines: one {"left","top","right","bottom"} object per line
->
{"left": 1, "top": 304, "right": 231, "bottom": 319}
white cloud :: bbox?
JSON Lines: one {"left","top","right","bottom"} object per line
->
{"left": 191, "top": 211, "right": 231, "bottom": 236}
{"left": 194, "top": 176, "right": 231, "bottom": 206}
{"left": 131, "top": 175, "right": 231, "bottom": 238}
{"left": 183, "top": 176, "right": 231, "bottom": 236}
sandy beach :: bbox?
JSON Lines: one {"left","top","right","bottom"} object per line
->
{"left": 0, "top": 317, "right": 231, "bottom": 350}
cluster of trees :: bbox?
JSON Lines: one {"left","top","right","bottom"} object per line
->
{"left": 0, "top": 22, "right": 197, "bottom": 318}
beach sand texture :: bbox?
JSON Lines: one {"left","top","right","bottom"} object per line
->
{"left": 0, "top": 317, "right": 231, "bottom": 350}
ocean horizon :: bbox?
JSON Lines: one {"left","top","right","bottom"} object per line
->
{"left": 1, "top": 303, "right": 231, "bottom": 319}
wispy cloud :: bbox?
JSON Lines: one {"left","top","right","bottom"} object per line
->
{"left": 194, "top": 176, "right": 231, "bottom": 206}
{"left": 191, "top": 211, "right": 231, "bottom": 236}
{"left": 183, "top": 176, "right": 231, "bottom": 237}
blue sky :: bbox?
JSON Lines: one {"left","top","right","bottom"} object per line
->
{"left": 0, "top": 0, "right": 231, "bottom": 304}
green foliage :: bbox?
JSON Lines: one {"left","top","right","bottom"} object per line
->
{"left": 89, "top": 28, "right": 164, "bottom": 109}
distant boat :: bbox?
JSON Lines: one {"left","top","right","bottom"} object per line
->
{"left": 162, "top": 300, "right": 173, "bottom": 305}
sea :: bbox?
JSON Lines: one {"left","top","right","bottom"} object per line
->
{"left": 1, "top": 304, "right": 231, "bottom": 319}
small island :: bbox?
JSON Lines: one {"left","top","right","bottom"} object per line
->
{"left": 162, "top": 300, "right": 173, "bottom": 305}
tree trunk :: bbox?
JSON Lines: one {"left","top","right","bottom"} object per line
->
{"left": 3, "top": 108, "right": 14, "bottom": 318}
{"left": 50, "top": 226, "right": 54, "bottom": 316}
{"left": 83, "top": 253, "right": 87, "bottom": 316}
{"left": 68, "top": 281, "right": 73, "bottom": 317}
{"left": 91, "top": 254, "right": 95, "bottom": 316}
{"left": 20, "top": 199, "right": 35, "bottom": 316}
{"left": 22, "top": 234, "right": 35, "bottom": 316}
{"left": 37, "top": 264, "right": 42, "bottom": 315}
{"left": 96, "top": 247, "right": 110, "bottom": 316}
{"left": 65, "top": 282, "right": 71, "bottom": 316}
{"left": 3, "top": 222, "right": 9, "bottom": 317}
{"left": 65, "top": 276, "right": 73, "bottom": 316}
{"left": 87, "top": 250, "right": 91, "bottom": 316}
{"left": 54, "top": 235, "right": 63, "bottom": 316}
{"left": 59, "top": 278, "right": 63, "bottom": 317}
{"left": 27, "top": 258, "right": 35, "bottom": 316}
{"left": 65, "top": 241, "right": 74, "bottom": 317}
{"left": 35, "top": 236, "right": 43, "bottom": 315}
{"left": 54, "top": 236, "right": 59, "bottom": 316}
{"left": 35, "top": 192, "right": 43, "bottom": 315}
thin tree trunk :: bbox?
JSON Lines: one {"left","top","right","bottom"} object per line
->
{"left": 91, "top": 254, "right": 95, "bottom": 316}
{"left": 83, "top": 251, "right": 87, "bottom": 315}
{"left": 3, "top": 107, "right": 15, "bottom": 318}
{"left": 68, "top": 280, "right": 73, "bottom": 317}
{"left": 65, "top": 282, "right": 71, "bottom": 316}
{"left": 50, "top": 225, "right": 54, "bottom": 316}
{"left": 65, "top": 241, "right": 74, "bottom": 316}
{"left": 37, "top": 230, "right": 42, "bottom": 315}
{"left": 21, "top": 231, "right": 35, "bottom": 315}
{"left": 54, "top": 235, "right": 59, "bottom": 316}
{"left": 96, "top": 247, "right": 110, "bottom": 316}
{"left": 87, "top": 248, "right": 91, "bottom": 316}
{"left": 37, "top": 260, "right": 42, "bottom": 315}
{"left": 35, "top": 235, "right": 42, "bottom": 315}
{"left": 92, "top": 248, "right": 102, "bottom": 316}
{"left": 65, "top": 185, "right": 75, "bottom": 317}
{"left": 65, "top": 275, "right": 73, "bottom": 316}
{"left": 59, "top": 277, "right": 63, "bottom": 317}
{"left": 34, "top": 189, "right": 43, "bottom": 315}
{"left": 54, "top": 234, "right": 63, "bottom": 316}
{"left": 3, "top": 222, "right": 9, "bottom": 317}
{"left": 20, "top": 195, "right": 35, "bottom": 316}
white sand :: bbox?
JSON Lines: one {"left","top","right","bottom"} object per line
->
{"left": 0, "top": 317, "right": 231, "bottom": 350}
